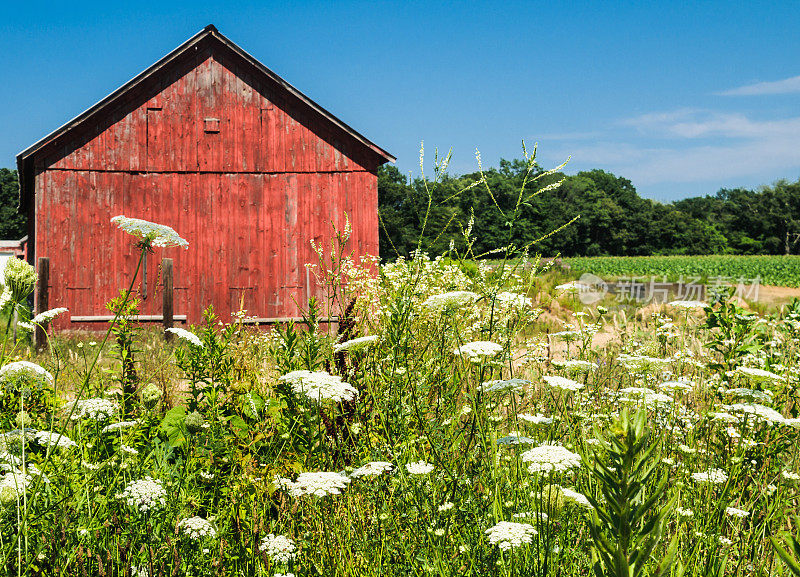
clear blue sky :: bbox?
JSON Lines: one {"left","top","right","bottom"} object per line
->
{"left": 2, "top": 1, "right": 799, "bottom": 201}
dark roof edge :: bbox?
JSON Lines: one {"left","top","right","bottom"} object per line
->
{"left": 17, "top": 24, "right": 395, "bottom": 208}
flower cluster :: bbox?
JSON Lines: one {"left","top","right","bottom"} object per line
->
{"left": 0, "top": 361, "right": 54, "bottom": 389}
{"left": 259, "top": 534, "right": 297, "bottom": 563}
{"left": 166, "top": 327, "right": 203, "bottom": 347}
{"left": 279, "top": 370, "right": 358, "bottom": 403}
{"left": 485, "top": 521, "right": 537, "bottom": 551}
{"left": 34, "top": 431, "right": 77, "bottom": 450}
{"left": 480, "top": 378, "right": 529, "bottom": 393}
{"left": 333, "top": 335, "right": 379, "bottom": 353}
{"left": 691, "top": 469, "right": 728, "bottom": 484}
{"left": 110, "top": 215, "right": 189, "bottom": 249}
{"left": 31, "top": 307, "right": 69, "bottom": 325}
{"left": 422, "top": 291, "right": 479, "bottom": 310}
{"left": 453, "top": 341, "right": 503, "bottom": 359}
{"left": 117, "top": 476, "right": 167, "bottom": 512}
{"left": 521, "top": 444, "right": 582, "bottom": 474}
{"left": 406, "top": 461, "right": 435, "bottom": 475}
{"left": 178, "top": 516, "right": 216, "bottom": 540}
{"left": 63, "top": 398, "right": 118, "bottom": 421}
{"left": 668, "top": 300, "right": 707, "bottom": 309}
{"left": 542, "top": 375, "right": 584, "bottom": 392}
{"left": 350, "top": 461, "right": 394, "bottom": 478}
{"left": 3, "top": 257, "right": 37, "bottom": 303}
{"left": 277, "top": 472, "right": 351, "bottom": 497}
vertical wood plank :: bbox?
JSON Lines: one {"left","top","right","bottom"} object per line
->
{"left": 35, "top": 257, "right": 49, "bottom": 349}
{"left": 162, "top": 258, "right": 174, "bottom": 340}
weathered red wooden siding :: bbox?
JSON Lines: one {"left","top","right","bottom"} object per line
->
{"left": 33, "top": 43, "right": 380, "bottom": 328}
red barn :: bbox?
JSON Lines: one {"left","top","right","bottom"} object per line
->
{"left": 17, "top": 25, "right": 394, "bottom": 330}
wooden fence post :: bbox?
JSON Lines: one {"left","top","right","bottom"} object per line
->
{"left": 35, "top": 257, "right": 49, "bottom": 350}
{"left": 162, "top": 258, "right": 174, "bottom": 341}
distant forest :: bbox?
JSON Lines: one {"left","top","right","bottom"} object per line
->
{"left": 379, "top": 160, "right": 800, "bottom": 260}
{"left": 2, "top": 163, "right": 799, "bottom": 260}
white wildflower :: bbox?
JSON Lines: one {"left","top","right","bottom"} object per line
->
{"left": 560, "top": 487, "right": 593, "bottom": 509}
{"left": 521, "top": 444, "right": 581, "bottom": 474}
{"left": 406, "top": 461, "right": 435, "bottom": 475}
{"left": 178, "top": 516, "right": 216, "bottom": 540}
{"left": 691, "top": 469, "right": 728, "bottom": 484}
{"left": 350, "top": 461, "right": 394, "bottom": 478}
{"left": 117, "top": 476, "right": 167, "bottom": 513}
{"left": 111, "top": 215, "right": 188, "bottom": 249}
{"left": 723, "top": 403, "right": 785, "bottom": 425}
{"left": 286, "top": 472, "right": 350, "bottom": 497}
{"left": 34, "top": 431, "right": 76, "bottom": 450}
{"left": 63, "top": 398, "right": 118, "bottom": 421}
{"left": 279, "top": 370, "right": 358, "bottom": 403}
{"left": 725, "top": 506, "right": 749, "bottom": 518}
{"left": 495, "top": 291, "right": 532, "bottom": 308}
{"left": 485, "top": 521, "right": 537, "bottom": 551}
{"left": 0, "top": 361, "right": 54, "bottom": 387}
{"left": 333, "top": 335, "right": 379, "bottom": 353}
{"left": 668, "top": 300, "right": 706, "bottom": 309}
{"left": 454, "top": 341, "right": 503, "bottom": 359}
{"left": 735, "top": 366, "right": 786, "bottom": 383}
{"left": 259, "top": 533, "right": 297, "bottom": 563}
{"left": 31, "top": 307, "right": 69, "bottom": 325}
{"left": 422, "top": 291, "right": 479, "bottom": 310}
{"left": 101, "top": 420, "right": 138, "bottom": 434}
{"left": 165, "top": 328, "right": 203, "bottom": 347}
{"left": 480, "top": 378, "right": 529, "bottom": 393}
{"left": 542, "top": 375, "right": 584, "bottom": 392}
{"left": 518, "top": 413, "right": 554, "bottom": 426}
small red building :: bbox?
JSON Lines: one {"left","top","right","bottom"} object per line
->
{"left": 17, "top": 25, "right": 394, "bottom": 329}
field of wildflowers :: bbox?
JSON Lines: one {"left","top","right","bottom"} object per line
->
{"left": 2, "top": 155, "right": 800, "bottom": 576}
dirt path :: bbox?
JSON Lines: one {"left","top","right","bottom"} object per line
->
{"left": 755, "top": 285, "right": 800, "bottom": 306}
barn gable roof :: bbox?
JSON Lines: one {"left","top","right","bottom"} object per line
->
{"left": 16, "top": 24, "right": 395, "bottom": 209}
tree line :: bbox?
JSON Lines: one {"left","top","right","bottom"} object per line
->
{"left": 378, "top": 159, "right": 800, "bottom": 260}
{"left": 1, "top": 164, "right": 799, "bottom": 259}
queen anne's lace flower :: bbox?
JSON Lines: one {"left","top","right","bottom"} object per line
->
{"left": 422, "top": 291, "right": 479, "bottom": 310}
{"left": 668, "top": 300, "right": 707, "bottom": 309}
{"left": 34, "top": 431, "right": 77, "bottom": 449}
{"left": 279, "top": 370, "right": 358, "bottom": 403}
{"left": 63, "top": 398, "right": 118, "bottom": 421}
{"left": 552, "top": 359, "right": 597, "bottom": 374}
{"left": 485, "top": 521, "right": 537, "bottom": 550}
{"left": 31, "top": 307, "right": 69, "bottom": 325}
{"left": 480, "top": 378, "right": 529, "bottom": 393}
{"left": 542, "top": 375, "right": 584, "bottom": 392}
{"left": 724, "top": 388, "right": 773, "bottom": 404}
{"left": 560, "top": 487, "right": 593, "bottom": 508}
{"left": 350, "top": 461, "right": 394, "bottom": 478}
{"left": 735, "top": 366, "right": 786, "bottom": 383}
{"left": 117, "top": 477, "right": 167, "bottom": 512}
{"left": 178, "top": 516, "right": 216, "bottom": 540}
{"left": 333, "top": 335, "right": 379, "bottom": 353}
{"left": 691, "top": 469, "right": 728, "bottom": 484}
{"left": 555, "top": 281, "right": 590, "bottom": 293}
{"left": 0, "top": 361, "right": 54, "bottom": 387}
{"left": 725, "top": 506, "right": 749, "bottom": 518}
{"left": 454, "top": 341, "right": 503, "bottom": 359}
{"left": 284, "top": 472, "right": 350, "bottom": 497}
{"left": 723, "top": 403, "right": 785, "bottom": 425}
{"left": 518, "top": 413, "right": 554, "bottom": 426}
{"left": 259, "top": 533, "right": 297, "bottom": 564}
{"left": 521, "top": 444, "right": 581, "bottom": 474}
{"left": 111, "top": 216, "right": 189, "bottom": 249}
{"left": 165, "top": 328, "right": 203, "bottom": 347}
{"left": 101, "top": 420, "right": 138, "bottom": 434}
{"left": 406, "top": 461, "right": 434, "bottom": 475}
{"left": 494, "top": 291, "right": 532, "bottom": 308}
